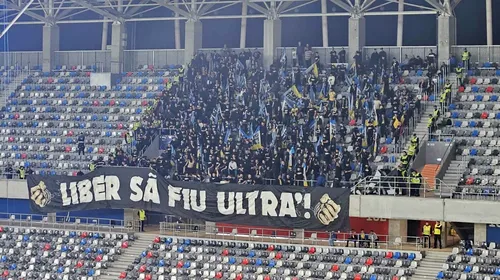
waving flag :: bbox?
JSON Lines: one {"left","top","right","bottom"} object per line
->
{"left": 313, "top": 63, "right": 319, "bottom": 78}
{"left": 224, "top": 129, "right": 231, "bottom": 144}
{"left": 329, "top": 119, "right": 336, "bottom": 141}
{"left": 281, "top": 125, "right": 287, "bottom": 138}
{"left": 315, "top": 135, "right": 323, "bottom": 153}
{"left": 251, "top": 126, "right": 263, "bottom": 150}
{"left": 270, "top": 129, "right": 277, "bottom": 147}
{"left": 239, "top": 127, "right": 252, "bottom": 140}
{"left": 291, "top": 85, "right": 302, "bottom": 98}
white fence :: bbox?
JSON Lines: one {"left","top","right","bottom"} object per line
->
{"left": 123, "top": 49, "right": 185, "bottom": 71}
{"left": 54, "top": 50, "right": 111, "bottom": 72}
{"left": 0, "top": 51, "right": 42, "bottom": 69}
{"left": 1, "top": 45, "right": 500, "bottom": 72}
{"left": 451, "top": 45, "right": 500, "bottom": 65}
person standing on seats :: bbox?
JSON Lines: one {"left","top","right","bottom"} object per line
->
{"left": 77, "top": 132, "right": 85, "bottom": 156}
{"left": 422, "top": 222, "right": 431, "bottom": 248}
{"left": 433, "top": 221, "right": 443, "bottom": 249}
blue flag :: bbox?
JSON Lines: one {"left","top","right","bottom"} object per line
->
{"left": 224, "top": 129, "right": 231, "bottom": 144}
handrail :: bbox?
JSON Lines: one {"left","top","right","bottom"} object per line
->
{"left": 353, "top": 175, "right": 451, "bottom": 198}
{"left": 0, "top": 212, "right": 131, "bottom": 233}
{"left": 159, "top": 222, "right": 424, "bottom": 251}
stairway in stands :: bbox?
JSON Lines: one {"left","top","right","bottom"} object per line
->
{"left": 0, "top": 71, "right": 30, "bottom": 108}
{"left": 440, "top": 159, "right": 467, "bottom": 196}
{"left": 100, "top": 234, "right": 153, "bottom": 280}
{"left": 412, "top": 251, "right": 449, "bottom": 280}
{"left": 411, "top": 104, "right": 436, "bottom": 143}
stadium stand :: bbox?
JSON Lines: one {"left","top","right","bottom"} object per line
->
{"left": 0, "top": 226, "right": 135, "bottom": 280}
{"left": 0, "top": 69, "right": 178, "bottom": 176}
{"left": 109, "top": 49, "right": 437, "bottom": 189}
{"left": 120, "top": 236, "right": 423, "bottom": 280}
{"left": 0, "top": 48, "right": 437, "bottom": 190}
{"left": 438, "top": 241, "right": 500, "bottom": 280}
{"left": 443, "top": 68, "right": 500, "bottom": 198}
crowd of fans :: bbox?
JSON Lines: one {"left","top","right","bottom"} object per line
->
{"left": 3, "top": 45, "right": 448, "bottom": 190}
{"left": 119, "top": 45, "right": 437, "bottom": 189}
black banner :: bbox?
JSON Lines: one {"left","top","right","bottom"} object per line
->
{"left": 27, "top": 167, "right": 350, "bottom": 230}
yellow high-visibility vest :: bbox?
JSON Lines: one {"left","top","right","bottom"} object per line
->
{"left": 427, "top": 117, "right": 434, "bottom": 127}
{"left": 440, "top": 92, "right": 446, "bottom": 103}
{"left": 434, "top": 224, "right": 442, "bottom": 235}
{"left": 408, "top": 145, "right": 416, "bottom": 156}
{"left": 411, "top": 176, "right": 420, "bottom": 184}
{"left": 462, "top": 51, "right": 469, "bottom": 61}
{"left": 19, "top": 168, "right": 25, "bottom": 179}
{"left": 423, "top": 225, "right": 431, "bottom": 235}
{"left": 139, "top": 210, "right": 146, "bottom": 221}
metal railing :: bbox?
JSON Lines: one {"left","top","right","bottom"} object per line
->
{"left": 0, "top": 212, "right": 131, "bottom": 233}
{"left": 159, "top": 222, "right": 424, "bottom": 250}
{"left": 0, "top": 173, "right": 21, "bottom": 179}
{"left": 363, "top": 46, "right": 437, "bottom": 64}
{"left": 353, "top": 175, "right": 450, "bottom": 198}
{"left": 123, "top": 49, "right": 185, "bottom": 71}
{"left": 451, "top": 45, "right": 500, "bottom": 65}
{"left": 54, "top": 50, "right": 111, "bottom": 72}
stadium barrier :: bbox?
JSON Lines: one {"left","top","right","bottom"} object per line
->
{"left": 451, "top": 45, "right": 500, "bottom": 66}
{"left": 159, "top": 221, "right": 424, "bottom": 250}
{"left": 353, "top": 175, "right": 449, "bottom": 198}
{"left": 0, "top": 211, "right": 131, "bottom": 232}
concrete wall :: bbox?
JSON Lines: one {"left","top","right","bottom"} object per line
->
{"left": 349, "top": 195, "right": 500, "bottom": 224}
{"left": 90, "top": 73, "right": 112, "bottom": 89}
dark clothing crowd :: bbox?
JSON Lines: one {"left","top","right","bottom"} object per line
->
{"left": 125, "top": 45, "right": 426, "bottom": 189}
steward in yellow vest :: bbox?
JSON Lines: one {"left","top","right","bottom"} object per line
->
{"left": 18, "top": 166, "right": 26, "bottom": 179}
{"left": 410, "top": 170, "right": 422, "bottom": 197}
{"left": 433, "top": 222, "right": 443, "bottom": 249}
{"left": 422, "top": 222, "right": 431, "bottom": 248}
{"left": 138, "top": 209, "right": 146, "bottom": 232}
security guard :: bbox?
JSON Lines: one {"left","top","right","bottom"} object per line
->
{"left": 439, "top": 90, "right": 447, "bottom": 109}
{"left": 462, "top": 48, "right": 471, "bottom": 70}
{"left": 410, "top": 133, "right": 419, "bottom": 155}
{"left": 456, "top": 65, "right": 464, "bottom": 85}
{"left": 138, "top": 209, "right": 146, "bottom": 232}
{"left": 89, "top": 161, "right": 96, "bottom": 172}
{"left": 408, "top": 143, "right": 416, "bottom": 162}
{"left": 173, "top": 73, "right": 180, "bottom": 85}
{"left": 433, "top": 105, "right": 440, "bottom": 120}
{"left": 444, "top": 80, "right": 452, "bottom": 92}
{"left": 397, "top": 164, "right": 409, "bottom": 195}
{"left": 17, "top": 166, "right": 26, "bottom": 179}
{"left": 410, "top": 169, "right": 422, "bottom": 197}
{"left": 400, "top": 151, "right": 409, "bottom": 170}
{"left": 178, "top": 65, "right": 185, "bottom": 84}
{"left": 444, "top": 81, "right": 451, "bottom": 104}
{"left": 427, "top": 114, "right": 435, "bottom": 135}
{"left": 433, "top": 221, "right": 443, "bottom": 249}
{"left": 422, "top": 222, "right": 432, "bottom": 248}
